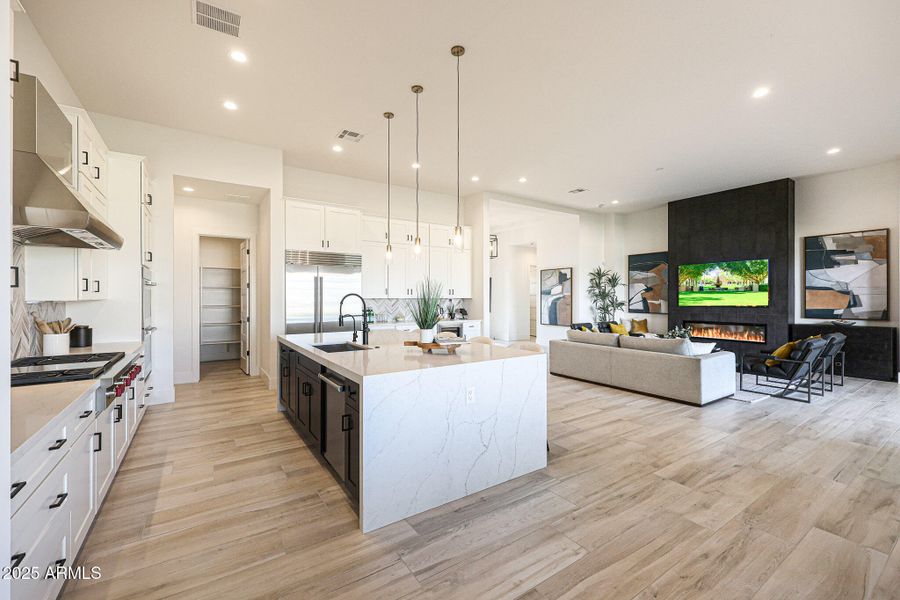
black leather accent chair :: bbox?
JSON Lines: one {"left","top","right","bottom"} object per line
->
{"left": 740, "top": 337, "right": 829, "bottom": 403}
{"left": 818, "top": 333, "right": 847, "bottom": 391}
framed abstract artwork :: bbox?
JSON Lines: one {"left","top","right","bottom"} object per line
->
{"left": 540, "top": 267, "right": 572, "bottom": 326}
{"left": 804, "top": 229, "right": 889, "bottom": 320}
{"left": 627, "top": 252, "right": 669, "bottom": 314}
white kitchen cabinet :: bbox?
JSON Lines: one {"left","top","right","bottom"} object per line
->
{"left": 284, "top": 201, "right": 361, "bottom": 253}
{"left": 428, "top": 224, "right": 471, "bottom": 250}
{"left": 95, "top": 403, "right": 115, "bottom": 506}
{"left": 462, "top": 321, "right": 482, "bottom": 339}
{"left": 429, "top": 246, "right": 472, "bottom": 298}
{"left": 76, "top": 248, "right": 108, "bottom": 300}
{"left": 67, "top": 424, "right": 96, "bottom": 554}
{"left": 405, "top": 246, "right": 429, "bottom": 296}
{"left": 324, "top": 206, "right": 362, "bottom": 254}
{"left": 62, "top": 106, "right": 110, "bottom": 219}
{"left": 141, "top": 162, "right": 153, "bottom": 266}
{"left": 361, "top": 241, "right": 388, "bottom": 298}
{"left": 362, "top": 216, "right": 388, "bottom": 243}
{"left": 450, "top": 250, "right": 472, "bottom": 298}
{"left": 23, "top": 246, "right": 80, "bottom": 302}
{"left": 388, "top": 246, "right": 409, "bottom": 297}
{"left": 285, "top": 201, "right": 325, "bottom": 251}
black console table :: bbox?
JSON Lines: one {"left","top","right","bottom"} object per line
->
{"left": 790, "top": 324, "right": 898, "bottom": 382}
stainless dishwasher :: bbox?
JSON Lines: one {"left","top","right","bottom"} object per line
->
{"left": 320, "top": 370, "right": 350, "bottom": 479}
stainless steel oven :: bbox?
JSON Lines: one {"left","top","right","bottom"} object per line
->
{"left": 437, "top": 323, "right": 462, "bottom": 338}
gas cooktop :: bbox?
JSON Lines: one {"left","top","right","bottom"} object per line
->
{"left": 11, "top": 352, "right": 125, "bottom": 387}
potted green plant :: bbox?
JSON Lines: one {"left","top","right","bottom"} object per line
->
{"left": 587, "top": 267, "right": 624, "bottom": 323}
{"left": 409, "top": 278, "right": 443, "bottom": 343}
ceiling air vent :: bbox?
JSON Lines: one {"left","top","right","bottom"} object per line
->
{"left": 336, "top": 130, "right": 365, "bottom": 143}
{"left": 568, "top": 188, "right": 589, "bottom": 194}
{"left": 224, "top": 194, "right": 252, "bottom": 203}
{"left": 193, "top": 1, "right": 241, "bottom": 37}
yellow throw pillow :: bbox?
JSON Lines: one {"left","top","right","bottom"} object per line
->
{"left": 580, "top": 326, "right": 590, "bottom": 332}
{"left": 631, "top": 319, "right": 649, "bottom": 334}
{"left": 765, "top": 341, "right": 796, "bottom": 367}
{"left": 609, "top": 322, "right": 628, "bottom": 335}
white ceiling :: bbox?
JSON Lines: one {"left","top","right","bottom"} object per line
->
{"left": 173, "top": 175, "right": 268, "bottom": 204}
{"left": 21, "top": 0, "right": 900, "bottom": 213}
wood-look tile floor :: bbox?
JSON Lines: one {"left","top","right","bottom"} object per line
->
{"left": 61, "top": 362, "right": 900, "bottom": 599}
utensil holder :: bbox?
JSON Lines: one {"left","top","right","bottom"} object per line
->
{"left": 43, "top": 333, "right": 70, "bottom": 356}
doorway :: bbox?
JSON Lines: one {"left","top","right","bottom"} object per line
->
{"left": 529, "top": 264, "right": 538, "bottom": 340}
{"left": 199, "top": 235, "right": 250, "bottom": 378}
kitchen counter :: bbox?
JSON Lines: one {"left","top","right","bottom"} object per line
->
{"left": 10, "top": 340, "right": 143, "bottom": 455}
{"left": 277, "top": 332, "right": 547, "bottom": 532}
{"left": 11, "top": 380, "right": 99, "bottom": 455}
{"left": 278, "top": 331, "right": 532, "bottom": 384}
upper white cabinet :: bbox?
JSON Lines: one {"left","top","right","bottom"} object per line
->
{"left": 362, "top": 216, "right": 388, "bottom": 243}
{"left": 141, "top": 161, "right": 153, "bottom": 266}
{"left": 361, "top": 241, "right": 388, "bottom": 298}
{"left": 430, "top": 246, "right": 471, "bottom": 298}
{"left": 61, "top": 106, "right": 110, "bottom": 219}
{"left": 23, "top": 247, "right": 108, "bottom": 302}
{"left": 285, "top": 200, "right": 361, "bottom": 254}
{"left": 429, "top": 224, "right": 472, "bottom": 250}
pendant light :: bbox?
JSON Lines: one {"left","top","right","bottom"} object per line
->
{"left": 451, "top": 45, "right": 465, "bottom": 249}
{"left": 384, "top": 111, "right": 394, "bottom": 262}
{"left": 411, "top": 84, "right": 424, "bottom": 255}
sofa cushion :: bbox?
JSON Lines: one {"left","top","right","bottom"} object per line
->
{"left": 619, "top": 335, "right": 693, "bottom": 355}
{"left": 691, "top": 342, "right": 717, "bottom": 355}
{"left": 566, "top": 329, "right": 620, "bottom": 347}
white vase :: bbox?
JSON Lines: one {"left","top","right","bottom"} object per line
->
{"left": 419, "top": 327, "right": 435, "bottom": 344}
{"left": 43, "top": 333, "right": 70, "bottom": 356}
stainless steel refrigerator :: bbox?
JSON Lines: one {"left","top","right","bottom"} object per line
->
{"left": 285, "top": 251, "right": 363, "bottom": 334}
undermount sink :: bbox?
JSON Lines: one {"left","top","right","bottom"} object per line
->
{"left": 313, "top": 342, "right": 371, "bottom": 353}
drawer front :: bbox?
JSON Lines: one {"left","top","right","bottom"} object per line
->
{"left": 297, "top": 353, "right": 321, "bottom": 376}
{"left": 12, "top": 452, "right": 69, "bottom": 568}
{"left": 71, "top": 391, "right": 97, "bottom": 442}
{"left": 11, "top": 507, "right": 68, "bottom": 600}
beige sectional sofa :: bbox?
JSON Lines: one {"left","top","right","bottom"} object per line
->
{"left": 549, "top": 330, "right": 736, "bottom": 405}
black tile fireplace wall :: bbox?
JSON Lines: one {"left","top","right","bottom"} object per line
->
{"left": 667, "top": 179, "right": 795, "bottom": 357}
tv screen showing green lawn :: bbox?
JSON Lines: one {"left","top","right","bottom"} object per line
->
{"left": 677, "top": 260, "right": 769, "bottom": 307}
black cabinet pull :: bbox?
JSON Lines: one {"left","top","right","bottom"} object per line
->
{"left": 10, "top": 553, "right": 25, "bottom": 569}
{"left": 146, "top": 193, "right": 153, "bottom": 206}
{"left": 11, "top": 481, "right": 26, "bottom": 499}
{"left": 302, "top": 381, "right": 311, "bottom": 396}
{"left": 11, "top": 266, "right": 19, "bottom": 288}
{"left": 114, "top": 404, "right": 123, "bottom": 423}
{"left": 48, "top": 439, "right": 66, "bottom": 451}
{"left": 341, "top": 414, "right": 352, "bottom": 432}
{"left": 10, "top": 58, "right": 19, "bottom": 82}
{"left": 282, "top": 366, "right": 289, "bottom": 378}
{"left": 49, "top": 493, "right": 68, "bottom": 509}
{"left": 82, "top": 278, "right": 89, "bottom": 292}
{"left": 79, "top": 410, "right": 93, "bottom": 418}
{"left": 94, "top": 280, "right": 100, "bottom": 293}
{"left": 146, "top": 251, "right": 153, "bottom": 262}
{"left": 93, "top": 166, "right": 100, "bottom": 179}
{"left": 93, "top": 432, "right": 102, "bottom": 452}
{"left": 81, "top": 150, "right": 89, "bottom": 165}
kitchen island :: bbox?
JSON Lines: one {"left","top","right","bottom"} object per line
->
{"left": 277, "top": 332, "right": 547, "bottom": 532}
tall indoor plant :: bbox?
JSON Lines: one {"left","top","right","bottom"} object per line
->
{"left": 409, "top": 278, "right": 443, "bottom": 343}
{"left": 587, "top": 267, "right": 624, "bottom": 323}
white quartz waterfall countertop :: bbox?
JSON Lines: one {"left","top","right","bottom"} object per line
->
{"left": 278, "top": 332, "right": 538, "bottom": 384}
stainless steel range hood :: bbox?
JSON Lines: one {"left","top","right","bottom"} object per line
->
{"left": 12, "top": 74, "right": 123, "bottom": 250}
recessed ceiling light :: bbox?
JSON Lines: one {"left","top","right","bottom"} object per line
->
{"left": 182, "top": 186, "right": 194, "bottom": 192}
{"left": 518, "top": 177, "right": 527, "bottom": 183}
{"left": 332, "top": 144, "right": 343, "bottom": 152}
{"left": 827, "top": 147, "right": 842, "bottom": 155}
{"left": 752, "top": 86, "right": 771, "bottom": 99}
{"left": 223, "top": 100, "right": 238, "bottom": 111}
{"left": 611, "top": 200, "right": 620, "bottom": 205}
{"left": 471, "top": 175, "right": 479, "bottom": 182}
{"left": 412, "top": 162, "right": 421, "bottom": 169}
{"left": 229, "top": 50, "right": 248, "bottom": 63}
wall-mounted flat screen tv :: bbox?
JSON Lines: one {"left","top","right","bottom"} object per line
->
{"left": 677, "top": 260, "right": 769, "bottom": 307}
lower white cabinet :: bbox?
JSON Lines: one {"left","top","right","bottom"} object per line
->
{"left": 68, "top": 425, "right": 97, "bottom": 553}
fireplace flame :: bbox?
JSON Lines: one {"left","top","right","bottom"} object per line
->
{"left": 689, "top": 324, "right": 765, "bottom": 343}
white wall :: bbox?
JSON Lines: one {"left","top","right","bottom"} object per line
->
{"left": 794, "top": 159, "right": 900, "bottom": 326}
{"left": 490, "top": 241, "right": 535, "bottom": 341}
{"left": 284, "top": 166, "right": 461, "bottom": 224}
{"left": 12, "top": 10, "right": 82, "bottom": 107}
{"left": 620, "top": 206, "right": 669, "bottom": 333}
{"left": 174, "top": 195, "right": 259, "bottom": 384}
{"left": 89, "top": 113, "right": 282, "bottom": 402}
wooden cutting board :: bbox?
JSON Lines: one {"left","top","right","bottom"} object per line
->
{"left": 404, "top": 340, "right": 461, "bottom": 354}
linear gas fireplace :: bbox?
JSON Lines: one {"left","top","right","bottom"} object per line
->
{"left": 685, "top": 321, "right": 767, "bottom": 344}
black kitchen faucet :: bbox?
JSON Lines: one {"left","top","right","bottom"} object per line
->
{"left": 338, "top": 293, "right": 370, "bottom": 346}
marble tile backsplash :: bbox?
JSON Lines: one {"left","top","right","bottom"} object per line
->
{"left": 365, "top": 298, "right": 471, "bottom": 323}
{"left": 11, "top": 244, "right": 67, "bottom": 359}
